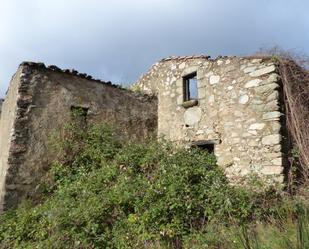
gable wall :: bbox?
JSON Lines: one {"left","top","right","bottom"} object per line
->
{"left": 0, "top": 63, "right": 157, "bottom": 210}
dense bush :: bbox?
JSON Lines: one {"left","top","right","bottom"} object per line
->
{"left": 0, "top": 122, "right": 307, "bottom": 248}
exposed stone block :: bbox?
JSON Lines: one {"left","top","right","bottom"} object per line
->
{"left": 266, "top": 91, "right": 279, "bottom": 102}
{"left": 271, "top": 158, "right": 282, "bottom": 166}
{"left": 244, "top": 79, "right": 262, "bottom": 88}
{"left": 264, "top": 100, "right": 279, "bottom": 111}
{"left": 262, "top": 111, "right": 283, "bottom": 121}
{"left": 209, "top": 75, "right": 220, "bottom": 85}
{"left": 249, "top": 65, "right": 276, "bottom": 77}
{"left": 239, "top": 95, "right": 249, "bottom": 104}
{"left": 184, "top": 106, "right": 202, "bottom": 126}
{"left": 262, "top": 134, "right": 281, "bottom": 145}
{"left": 264, "top": 73, "right": 280, "bottom": 84}
{"left": 271, "top": 122, "right": 281, "bottom": 132}
{"left": 248, "top": 123, "right": 265, "bottom": 130}
{"left": 243, "top": 66, "right": 257, "bottom": 73}
{"left": 255, "top": 83, "right": 279, "bottom": 94}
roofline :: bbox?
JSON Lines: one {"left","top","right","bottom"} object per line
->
{"left": 157, "top": 54, "right": 276, "bottom": 63}
{"left": 19, "top": 61, "right": 121, "bottom": 89}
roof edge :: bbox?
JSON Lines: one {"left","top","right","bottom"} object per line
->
{"left": 18, "top": 61, "right": 154, "bottom": 101}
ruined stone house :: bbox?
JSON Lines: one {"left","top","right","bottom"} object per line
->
{"left": 0, "top": 55, "right": 288, "bottom": 211}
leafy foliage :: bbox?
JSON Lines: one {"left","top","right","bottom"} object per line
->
{"left": 0, "top": 122, "right": 307, "bottom": 248}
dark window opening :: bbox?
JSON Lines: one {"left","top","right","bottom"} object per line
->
{"left": 70, "top": 106, "right": 89, "bottom": 127}
{"left": 196, "top": 143, "right": 214, "bottom": 154}
{"left": 192, "top": 140, "right": 217, "bottom": 154}
{"left": 183, "top": 72, "right": 198, "bottom": 102}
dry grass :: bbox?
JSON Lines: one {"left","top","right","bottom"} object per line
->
{"left": 256, "top": 46, "right": 309, "bottom": 186}
{"left": 279, "top": 59, "right": 309, "bottom": 183}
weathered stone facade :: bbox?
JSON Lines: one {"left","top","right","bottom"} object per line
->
{"left": 0, "top": 63, "right": 157, "bottom": 211}
{"left": 135, "top": 55, "right": 286, "bottom": 182}
{"left": 0, "top": 55, "right": 290, "bottom": 210}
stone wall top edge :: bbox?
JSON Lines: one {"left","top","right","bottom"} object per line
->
{"left": 134, "top": 55, "right": 278, "bottom": 87}
{"left": 18, "top": 62, "right": 155, "bottom": 101}
{"left": 159, "top": 54, "right": 275, "bottom": 63}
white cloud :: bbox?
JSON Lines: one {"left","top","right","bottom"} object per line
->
{"left": 0, "top": 0, "right": 309, "bottom": 97}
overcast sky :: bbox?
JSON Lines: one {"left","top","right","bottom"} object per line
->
{"left": 0, "top": 0, "right": 308, "bottom": 98}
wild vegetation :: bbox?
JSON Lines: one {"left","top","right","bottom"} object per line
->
{"left": 0, "top": 116, "right": 308, "bottom": 248}
{"left": 0, "top": 49, "right": 309, "bottom": 248}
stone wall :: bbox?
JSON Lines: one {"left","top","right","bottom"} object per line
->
{"left": 135, "top": 55, "right": 286, "bottom": 182}
{"left": 0, "top": 98, "right": 3, "bottom": 117}
{"left": 0, "top": 69, "right": 21, "bottom": 211}
{"left": 0, "top": 63, "right": 157, "bottom": 210}
{"left": 0, "top": 55, "right": 289, "bottom": 210}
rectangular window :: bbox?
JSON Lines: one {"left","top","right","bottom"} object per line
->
{"left": 183, "top": 72, "right": 198, "bottom": 102}
{"left": 70, "top": 106, "right": 89, "bottom": 128}
{"left": 196, "top": 143, "right": 214, "bottom": 154}
{"left": 192, "top": 140, "right": 218, "bottom": 154}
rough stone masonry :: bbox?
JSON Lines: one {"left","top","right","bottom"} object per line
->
{"left": 0, "top": 55, "right": 288, "bottom": 211}
{"left": 135, "top": 55, "right": 286, "bottom": 181}
{"left": 0, "top": 62, "right": 157, "bottom": 211}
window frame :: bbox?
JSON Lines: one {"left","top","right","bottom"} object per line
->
{"left": 183, "top": 71, "right": 198, "bottom": 102}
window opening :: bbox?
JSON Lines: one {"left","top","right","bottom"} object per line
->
{"left": 70, "top": 106, "right": 89, "bottom": 128}
{"left": 183, "top": 72, "right": 198, "bottom": 101}
{"left": 192, "top": 140, "right": 216, "bottom": 154}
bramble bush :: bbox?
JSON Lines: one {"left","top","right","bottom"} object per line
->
{"left": 0, "top": 121, "right": 307, "bottom": 248}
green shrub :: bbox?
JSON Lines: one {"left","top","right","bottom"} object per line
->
{"left": 0, "top": 122, "right": 307, "bottom": 248}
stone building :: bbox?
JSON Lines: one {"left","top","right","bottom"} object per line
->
{"left": 0, "top": 62, "right": 157, "bottom": 211}
{"left": 0, "top": 55, "right": 288, "bottom": 210}
{"left": 135, "top": 55, "right": 286, "bottom": 181}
